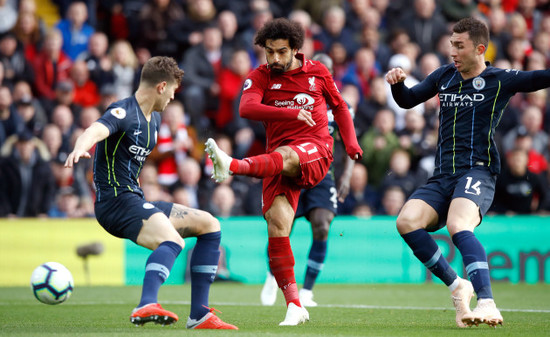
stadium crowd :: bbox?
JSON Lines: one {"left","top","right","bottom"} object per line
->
{"left": 0, "top": 0, "right": 549, "bottom": 218}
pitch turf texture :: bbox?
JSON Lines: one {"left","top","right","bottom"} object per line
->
{"left": 1, "top": 283, "right": 548, "bottom": 336}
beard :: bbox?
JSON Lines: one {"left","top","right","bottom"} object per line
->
{"left": 269, "top": 59, "right": 293, "bottom": 74}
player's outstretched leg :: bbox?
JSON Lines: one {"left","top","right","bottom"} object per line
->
{"left": 451, "top": 278, "right": 474, "bottom": 328}
{"left": 261, "top": 271, "right": 278, "bottom": 306}
{"left": 130, "top": 241, "right": 181, "bottom": 326}
{"left": 452, "top": 231, "right": 503, "bottom": 327}
{"left": 205, "top": 138, "right": 283, "bottom": 182}
{"left": 205, "top": 138, "right": 232, "bottom": 183}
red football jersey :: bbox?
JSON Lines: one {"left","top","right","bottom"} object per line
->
{"left": 239, "top": 53, "right": 362, "bottom": 159}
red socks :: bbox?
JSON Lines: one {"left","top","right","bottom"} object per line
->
{"left": 229, "top": 152, "right": 283, "bottom": 178}
{"left": 268, "top": 237, "right": 301, "bottom": 308}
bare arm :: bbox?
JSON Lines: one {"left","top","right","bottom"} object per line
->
{"left": 337, "top": 155, "right": 355, "bottom": 202}
{"left": 64, "top": 122, "right": 110, "bottom": 168}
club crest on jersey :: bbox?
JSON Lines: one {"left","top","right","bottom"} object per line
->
{"left": 308, "top": 77, "right": 316, "bottom": 91}
{"left": 472, "top": 76, "right": 485, "bottom": 90}
{"left": 243, "top": 79, "right": 252, "bottom": 91}
{"left": 110, "top": 108, "right": 126, "bottom": 119}
{"left": 294, "top": 93, "right": 315, "bottom": 107}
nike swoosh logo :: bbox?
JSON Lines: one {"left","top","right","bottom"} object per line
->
{"left": 134, "top": 130, "right": 142, "bottom": 135}
{"left": 441, "top": 84, "right": 448, "bottom": 90}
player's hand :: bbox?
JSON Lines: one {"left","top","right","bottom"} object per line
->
{"left": 64, "top": 150, "right": 91, "bottom": 168}
{"left": 297, "top": 109, "right": 316, "bottom": 127}
{"left": 337, "top": 178, "right": 351, "bottom": 202}
{"left": 385, "top": 68, "right": 407, "bottom": 85}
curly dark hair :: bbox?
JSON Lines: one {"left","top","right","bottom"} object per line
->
{"left": 140, "top": 56, "right": 185, "bottom": 86}
{"left": 453, "top": 17, "right": 489, "bottom": 49}
{"left": 254, "top": 18, "right": 305, "bottom": 50}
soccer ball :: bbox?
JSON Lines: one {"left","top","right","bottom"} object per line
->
{"left": 30, "top": 262, "right": 74, "bottom": 305}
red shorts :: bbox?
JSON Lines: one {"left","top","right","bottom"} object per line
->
{"left": 262, "top": 140, "right": 332, "bottom": 214}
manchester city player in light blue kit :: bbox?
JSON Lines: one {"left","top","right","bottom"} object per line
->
{"left": 65, "top": 56, "right": 237, "bottom": 330}
{"left": 386, "top": 17, "right": 550, "bottom": 328}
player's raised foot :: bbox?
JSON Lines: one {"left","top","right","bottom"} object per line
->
{"left": 462, "top": 298, "right": 503, "bottom": 327}
{"left": 299, "top": 288, "right": 318, "bottom": 307}
{"left": 130, "top": 303, "right": 178, "bottom": 326}
{"left": 205, "top": 138, "right": 232, "bottom": 183}
{"left": 451, "top": 278, "right": 474, "bottom": 328}
{"left": 279, "top": 302, "right": 309, "bottom": 326}
{"left": 261, "top": 272, "right": 278, "bottom": 306}
{"left": 186, "top": 307, "right": 238, "bottom": 330}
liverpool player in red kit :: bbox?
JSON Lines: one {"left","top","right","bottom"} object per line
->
{"left": 205, "top": 18, "right": 362, "bottom": 326}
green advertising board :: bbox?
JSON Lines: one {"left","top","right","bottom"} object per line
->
{"left": 124, "top": 215, "right": 550, "bottom": 285}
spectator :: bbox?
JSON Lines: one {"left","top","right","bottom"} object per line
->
{"left": 380, "top": 148, "right": 425, "bottom": 199}
{"left": 12, "top": 80, "right": 47, "bottom": 127}
{"left": 0, "top": 0, "right": 17, "bottom": 35}
{"left": 14, "top": 94, "right": 44, "bottom": 135}
{"left": 32, "top": 28, "right": 72, "bottom": 100}
{"left": 55, "top": 1, "right": 94, "bottom": 61}
{"left": 40, "top": 123, "right": 65, "bottom": 162}
{"left": 0, "top": 128, "right": 55, "bottom": 217}
{"left": 137, "top": 0, "right": 185, "bottom": 58}
{"left": 12, "top": 1, "right": 45, "bottom": 62}
{"left": 485, "top": 7, "right": 511, "bottom": 63}
{"left": 385, "top": 53, "right": 423, "bottom": 131}
{"left": 208, "top": 184, "right": 240, "bottom": 217}
{"left": 69, "top": 60, "right": 100, "bottom": 107}
{"left": 181, "top": 24, "right": 231, "bottom": 132}
{"left": 492, "top": 148, "right": 547, "bottom": 214}
{"left": 47, "top": 186, "right": 83, "bottom": 218}
{"left": 108, "top": 39, "right": 139, "bottom": 100}
{"left": 377, "top": 185, "right": 406, "bottom": 215}
{"left": 397, "top": 108, "right": 435, "bottom": 167}
{"left": 176, "top": 0, "right": 218, "bottom": 50}
{"left": 512, "top": 127, "right": 548, "bottom": 175}
{"left": 169, "top": 156, "right": 202, "bottom": 209}
{"left": 216, "top": 49, "right": 251, "bottom": 132}
{"left": 360, "top": 108, "right": 400, "bottom": 188}
{"left": 50, "top": 104, "right": 75, "bottom": 154}
{"left": 78, "top": 106, "right": 100, "bottom": 129}
{"left": 313, "top": 5, "right": 358, "bottom": 55}
{"left": 41, "top": 80, "right": 83, "bottom": 123}
{"left": 441, "top": 0, "right": 479, "bottom": 23}
{"left": 338, "top": 162, "right": 378, "bottom": 215}
{"left": 398, "top": 0, "right": 448, "bottom": 55}
{"left": 77, "top": 32, "right": 111, "bottom": 87}
{"left": 360, "top": 26, "right": 392, "bottom": 73}
{"left": 502, "top": 105, "right": 549, "bottom": 158}
{"left": 355, "top": 76, "right": 388, "bottom": 137}
{"left": 341, "top": 47, "right": 378, "bottom": 102}
{"left": 150, "top": 100, "right": 194, "bottom": 186}
{"left": 0, "top": 85, "right": 20, "bottom": 144}
{"left": 0, "top": 32, "right": 35, "bottom": 87}
{"left": 217, "top": 10, "right": 244, "bottom": 50}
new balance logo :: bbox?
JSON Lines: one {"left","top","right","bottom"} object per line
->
{"left": 271, "top": 84, "right": 282, "bottom": 89}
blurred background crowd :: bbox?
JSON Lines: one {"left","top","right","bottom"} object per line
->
{"left": 0, "top": 0, "right": 549, "bottom": 218}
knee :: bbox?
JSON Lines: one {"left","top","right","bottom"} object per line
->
{"left": 396, "top": 212, "right": 420, "bottom": 235}
{"left": 309, "top": 213, "right": 332, "bottom": 240}
{"left": 311, "top": 224, "right": 329, "bottom": 241}
{"left": 204, "top": 214, "right": 221, "bottom": 234}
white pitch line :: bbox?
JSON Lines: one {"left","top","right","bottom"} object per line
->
{"left": 17, "top": 300, "right": 547, "bottom": 313}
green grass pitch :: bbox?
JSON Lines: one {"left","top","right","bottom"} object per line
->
{"left": 1, "top": 283, "right": 549, "bottom": 336}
